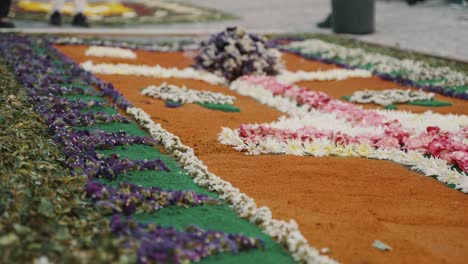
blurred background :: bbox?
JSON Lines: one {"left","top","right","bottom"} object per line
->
{"left": 2, "top": 0, "right": 467, "bottom": 60}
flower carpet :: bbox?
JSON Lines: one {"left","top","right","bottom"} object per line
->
{"left": 11, "top": 0, "right": 233, "bottom": 26}
{"left": 0, "top": 31, "right": 467, "bottom": 264}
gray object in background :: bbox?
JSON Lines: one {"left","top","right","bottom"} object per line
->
{"left": 332, "top": 0, "right": 375, "bottom": 34}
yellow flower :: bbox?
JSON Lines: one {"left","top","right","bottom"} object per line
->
{"left": 354, "top": 143, "right": 373, "bottom": 157}
{"left": 285, "top": 139, "right": 303, "bottom": 155}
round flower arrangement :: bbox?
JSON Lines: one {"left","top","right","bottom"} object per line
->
{"left": 194, "top": 27, "right": 284, "bottom": 82}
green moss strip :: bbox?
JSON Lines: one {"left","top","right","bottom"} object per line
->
{"left": 407, "top": 100, "right": 452, "bottom": 107}
{"left": 61, "top": 95, "right": 104, "bottom": 102}
{"left": 197, "top": 102, "right": 241, "bottom": 112}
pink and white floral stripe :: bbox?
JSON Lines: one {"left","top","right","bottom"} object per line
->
{"left": 221, "top": 119, "right": 467, "bottom": 172}
{"left": 223, "top": 76, "right": 468, "bottom": 190}
{"left": 237, "top": 76, "right": 468, "bottom": 132}
{"left": 219, "top": 126, "right": 468, "bottom": 192}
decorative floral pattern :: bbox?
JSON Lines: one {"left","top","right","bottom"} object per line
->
{"left": 81, "top": 60, "right": 226, "bottom": 85}
{"left": 222, "top": 76, "right": 468, "bottom": 192}
{"left": 125, "top": 106, "right": 337, "bottom": 264}
{"left": 141, "top": 82, "right": 236, "bottom": 105}
{"left": 194, "top": 27, "right": 283, "bottom": 81}
{"left": 85, "top": 46, "right": 137, "bottom": 59}
{"left": 349, "top": 89, "right": 434, "bottom": 106}
{"left": 281, "top": 39, "right": 468, "bottom": 99}
{"left": 9, "top": 32, "right": 466, "bottom": 263}
{"left": 0, "top": 34, "right": 268, "bottom": 264}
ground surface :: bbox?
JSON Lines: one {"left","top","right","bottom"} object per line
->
{"left": 57, "top": 44, "right": 468, "bottom": 264}
{"left": 5, "top": 0, "right": 468, "bottom": 61}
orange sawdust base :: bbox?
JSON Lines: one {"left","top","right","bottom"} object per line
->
{"left": 57, "top": 45, "right": 468, "bottom": 264}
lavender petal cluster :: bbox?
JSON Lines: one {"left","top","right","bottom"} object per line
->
{"left": 85, "top": 181, "right": 219, "bottom": 215}
{"left": 194, "top": 27, "right": 283, "bottom": 82}
{"left": 110, "top": 215, "right": 264, "bottom": 263}
{"left": 52, "top": 129, "right": 168, "bottom": 179}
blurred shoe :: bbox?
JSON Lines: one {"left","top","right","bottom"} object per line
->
{"left": 317, "top": 14, "right": 333, "bottom": 29}
{"left": 406, "top": 0, "right": 424, "bottom": 5}
{"left": 71, "top": 13, "right": 90, "bottom": 27}
{"left": 49, "top": 11, "right": 62, "bottom": 26}
{"left": 0, "top": 19, "right": 15, "bottom": 28}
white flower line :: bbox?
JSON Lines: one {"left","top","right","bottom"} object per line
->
{"left": 81, "top": 60, "right": 227, "bottom": 85}
{"left": 223, "top": 79, "right": 468, "bottom": 192}
{"left": 81, "top": 60, "right": 374, "bottom": 86}
{"left": 125, "top": 106, "right": 338, "bottom": 264}
{"left": 283, "top": 39, "right": 468, "bottom": 88}
{"left": 277, "top": 69, "right": 372, "bottom": 84}
{"left": 141, "top": 82, "right": 236, "bottom": 105}
{"left": 85, "top": 46, "right": 137, "bottom": 59}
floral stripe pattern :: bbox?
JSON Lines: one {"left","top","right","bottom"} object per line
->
{"left": 348, "top": 89, "right": 434, "bottom": 106}
{"left": 141, "top": 82, "right": 236, "bottom": 105}
{"left": 81, "top": 60, "right": 226, "bottom": 85}
{"left": 85, "top": 46, "right": 137, "bottom": 59}
{"left": 280, "top": 39, "right": 468, "bottom": 99}
{"left": 221, "top": 76, "right": 468, "bottom": 192}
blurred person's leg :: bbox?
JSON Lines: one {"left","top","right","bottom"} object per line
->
{"left": 71, "top": 0, "right": 89, "bottom": 27}
{"left": 0, "top": 0, "right": 15, "bottom": 28}
{"left": 50, "top": 0, "right": 64, "bottom": 25}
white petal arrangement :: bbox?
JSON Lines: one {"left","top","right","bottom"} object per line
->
{"left": 141, "top": 82, "right": 236, "bottom": 105}
{"left": 276, "top": 68, "right": 372, "bottom": 84}
{"left": 220, "top": 76, "right": 468, "bottom": 192}
{"left": 84, "top": 46, "right": 137, "bottom": 59}
{"left": 81, "top": 60, "right": 374, "bottom": 87}
{"left": 284, "top": 39, "right": 468, "bottom": 88}
{"left": 348, "top": 89, "right": 434, "bottom": 106}
{"left": 80, "top": 60, "right": 226, "bottom": 85}
{"left": 125, "top": 106, "right": 337, "bottom": 264}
